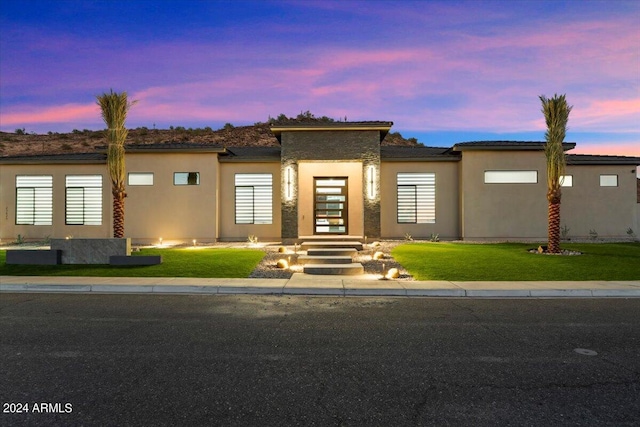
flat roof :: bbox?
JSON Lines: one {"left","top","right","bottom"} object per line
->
{"left": 270, "top": 121, "right": 393, "bottom": 143}
{"left": 380, "top": 146, "right": 460, "bottom": 161}
{"left": 452, "top": 141, "right": 577, "bottom": 151}
{"left": 0, "top": 152, "right": 107, "bottom": 164}
{"left": 567, "top": 154, "right": 640, "bottom": 165}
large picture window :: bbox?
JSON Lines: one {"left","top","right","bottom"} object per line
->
{"left": 66, "top": 175, "right": 102, "bottom": 225}
{"left": 397, "top": 173, "right": 435, "bottom": 224}
{"left": 16, "top": 175, "right": 53, "bottom": 225}
{"left": 235, "top": 174, "right": 273, "bottom": 224}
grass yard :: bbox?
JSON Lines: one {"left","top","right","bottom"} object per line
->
{"left": 391, "top": 242, "right": 640, "bottom": 281}
{"left": 0, "top": 247, "right": 265, "bottom": 278}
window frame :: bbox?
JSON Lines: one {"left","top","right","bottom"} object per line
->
{"left": 560, "top": 175, "right": 573, "bottom": 187}
{"left": 128, "top": 172, "right": 154, "bottom": 186}
{"left": 396, "top": 172, "right": 436, "bottom": 224}
{"left": 65, "top": 175, "right": 103, "bottom": 226}
{"left": 484, "top": 170, "right": 538, "bottom": 184}
{"left": 15, "top": 175, "right": 53, "bottom": 225}
{"left": 234, "top": 173, "right": 273, "bottom": 225}
{"left": 599, "top": 174, "right": 618, "bottom": 187}
{"left": 174, "top": 172, "right": 200, "bottom": 186}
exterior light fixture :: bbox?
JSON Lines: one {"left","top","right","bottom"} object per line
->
{"left": 367, "top": 165, "right": 376, "bottom": 199}
{"left": 285, "top": 166, "right": 294, "bottom": 200}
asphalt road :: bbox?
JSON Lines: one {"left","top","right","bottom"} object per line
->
{"left": 1, "top": 294, "right": 639, "bottom": 426}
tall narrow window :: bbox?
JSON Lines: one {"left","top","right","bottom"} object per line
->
{"left": 66, "top": 175, "right": 102, "bottom": 225}
{"left": 235, "top": 174, "right": 273, "bottom": 224}
{"left": 397, "top": 173, "right": 435, "bottom": 223}
{"left": 16, "top": 175, "right": 53, "bottom": 225}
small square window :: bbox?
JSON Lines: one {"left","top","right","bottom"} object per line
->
{"left": 560, "top": 175, "right": 573, "bottom": 187}
{"left": 174, "top": 172, "right": 200, "bottom": 185}
{"left": 128, "top": 173, "right": 154, "bottom": 186}
{"left": 599, "top": 175, "right": 618, "bottom": 187}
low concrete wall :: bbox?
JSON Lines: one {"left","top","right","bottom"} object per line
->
{"left": 6, "top": 250, "right": 62, "bottom": 265}
{"left": 51, "top": 238, "right": 131, "bottom": 264}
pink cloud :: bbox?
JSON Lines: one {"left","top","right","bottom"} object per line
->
{"left": 0, "top": 103, "right": 98, "bottom": 127}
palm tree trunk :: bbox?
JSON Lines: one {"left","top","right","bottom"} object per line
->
{"left": 113, "top": 194, "right": 125, "bottom": 238}
{"left": 547, "top": 196, "right": 561, "bottom": 253}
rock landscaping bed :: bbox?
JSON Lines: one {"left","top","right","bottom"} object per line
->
{"left": 249, "top": 240, "right": 413, "bottom": 279}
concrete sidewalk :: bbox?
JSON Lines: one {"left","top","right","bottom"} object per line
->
{"left": 2, "top": 274, "right": 640, "bottom": 297}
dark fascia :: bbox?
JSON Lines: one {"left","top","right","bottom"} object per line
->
{"left": 380, "top": 146, "right": 461, "bottom": 162}
{"left": 124, "top": 142, "right": 227, "bottom": 153}
{"left": 219, "top": 147, "right": 281, "bottom": 163}
{"left": 452, "top": 141, "right": 577, "bottom": 152}
{"left": 567, "top": 154, "right": 640, "bottom": 166}
{"left": 270, "top": 121, "right": 394, "bottom": 143}
{"left": 0, "top": 152, "right": 107, "bottom": 165}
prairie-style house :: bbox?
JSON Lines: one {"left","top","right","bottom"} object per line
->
{"left": 1, "top": 121, "right": 639, "bottom": 244}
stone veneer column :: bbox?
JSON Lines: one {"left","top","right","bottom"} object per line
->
{"left": 280, "top": 130, "right": 381, "bottom": 240}
{"left": 280, "top": 160, "right": 298, "bottom": 240}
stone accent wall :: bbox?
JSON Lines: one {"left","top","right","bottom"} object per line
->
{"left": 51, "top": 238, "right": 131, "bottom": 264}
{"left": 280, "top": 130, "right": 381, "bottom": 238}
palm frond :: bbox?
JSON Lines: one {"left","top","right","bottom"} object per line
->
{"left": 540, "top": 94, "right": 572, "bottom": 192}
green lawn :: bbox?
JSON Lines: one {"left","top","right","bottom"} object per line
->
{"left": 391, "top": 242, "right": 640, "bottom": 281}
{"left": 0, "top": 247, "right": 265, "bottom": 278}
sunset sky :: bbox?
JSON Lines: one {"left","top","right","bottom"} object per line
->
{"left": 1, "top": 0, "right": 638, "bottom": 156}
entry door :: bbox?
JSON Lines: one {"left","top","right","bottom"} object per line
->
{"left": 314, "top": 177, "right": 348, "bottom": 235}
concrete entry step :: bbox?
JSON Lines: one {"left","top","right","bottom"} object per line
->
{"left": 297, "top": 255, "right": 353, "bottom": 265}
{"left": 303, "top": 263, "right": 365, "bottom": 275}
{"left": 306, "top": 248, "right": 358, "bottom": 257}
{"left": 301, "top": 241, "right": 363, "bottom": 251}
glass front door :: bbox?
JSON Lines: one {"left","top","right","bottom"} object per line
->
{"left": 314, "top": 177, "right": 348, "bottom": 235}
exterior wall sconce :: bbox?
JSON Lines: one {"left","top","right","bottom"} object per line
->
{"left": 285, "top": 165, "right": 294, "bottom": 201}
{"left": 367, "top": 165, "right": 376, "bottom": 200}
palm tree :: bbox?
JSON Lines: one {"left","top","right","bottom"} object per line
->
{"left": 97, "top": 90, "right": 135, "bottom": 238}
{"left": 540, "top": 94, "right": 572, "bottom": 253}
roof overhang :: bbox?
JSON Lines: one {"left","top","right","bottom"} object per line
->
{"left": 567, "top": 155, "right": 640, "bottom": 166}
{"left": 452, "top": 141, "right": 576, "bottom": 152}
{"left": 0, "top": 154, "right": 107, "bottom": 165}
{"left": 124, "top": 143, "right": 227, "bottom": 154}
{"left": 270, "top": 122, "right": 393, "bottom": 143}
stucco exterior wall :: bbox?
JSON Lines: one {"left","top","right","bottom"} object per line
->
{"left": 380, "top": 161, "right": 460, "bottom": 239}
{"left": 125, "top": 152, "right": 219, "bottom": 244}
{"left": 460, "top": 150, "right": 548, "bottom": 240}
{"left": 218, "top": 162, "right": 282, "bottom": 241}
{"left": 561, "top": 165, "right": 638, "bottom": 238}
{"left": 0, "top": 163, "right": 111, "bottom": 242}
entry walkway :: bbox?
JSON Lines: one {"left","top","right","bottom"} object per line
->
{"left": 2, "top": 275, "right": 639, "bottom": 297}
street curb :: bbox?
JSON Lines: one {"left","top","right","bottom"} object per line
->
{"left": 2, "top": 283, "right": 640, "bottom": 298}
